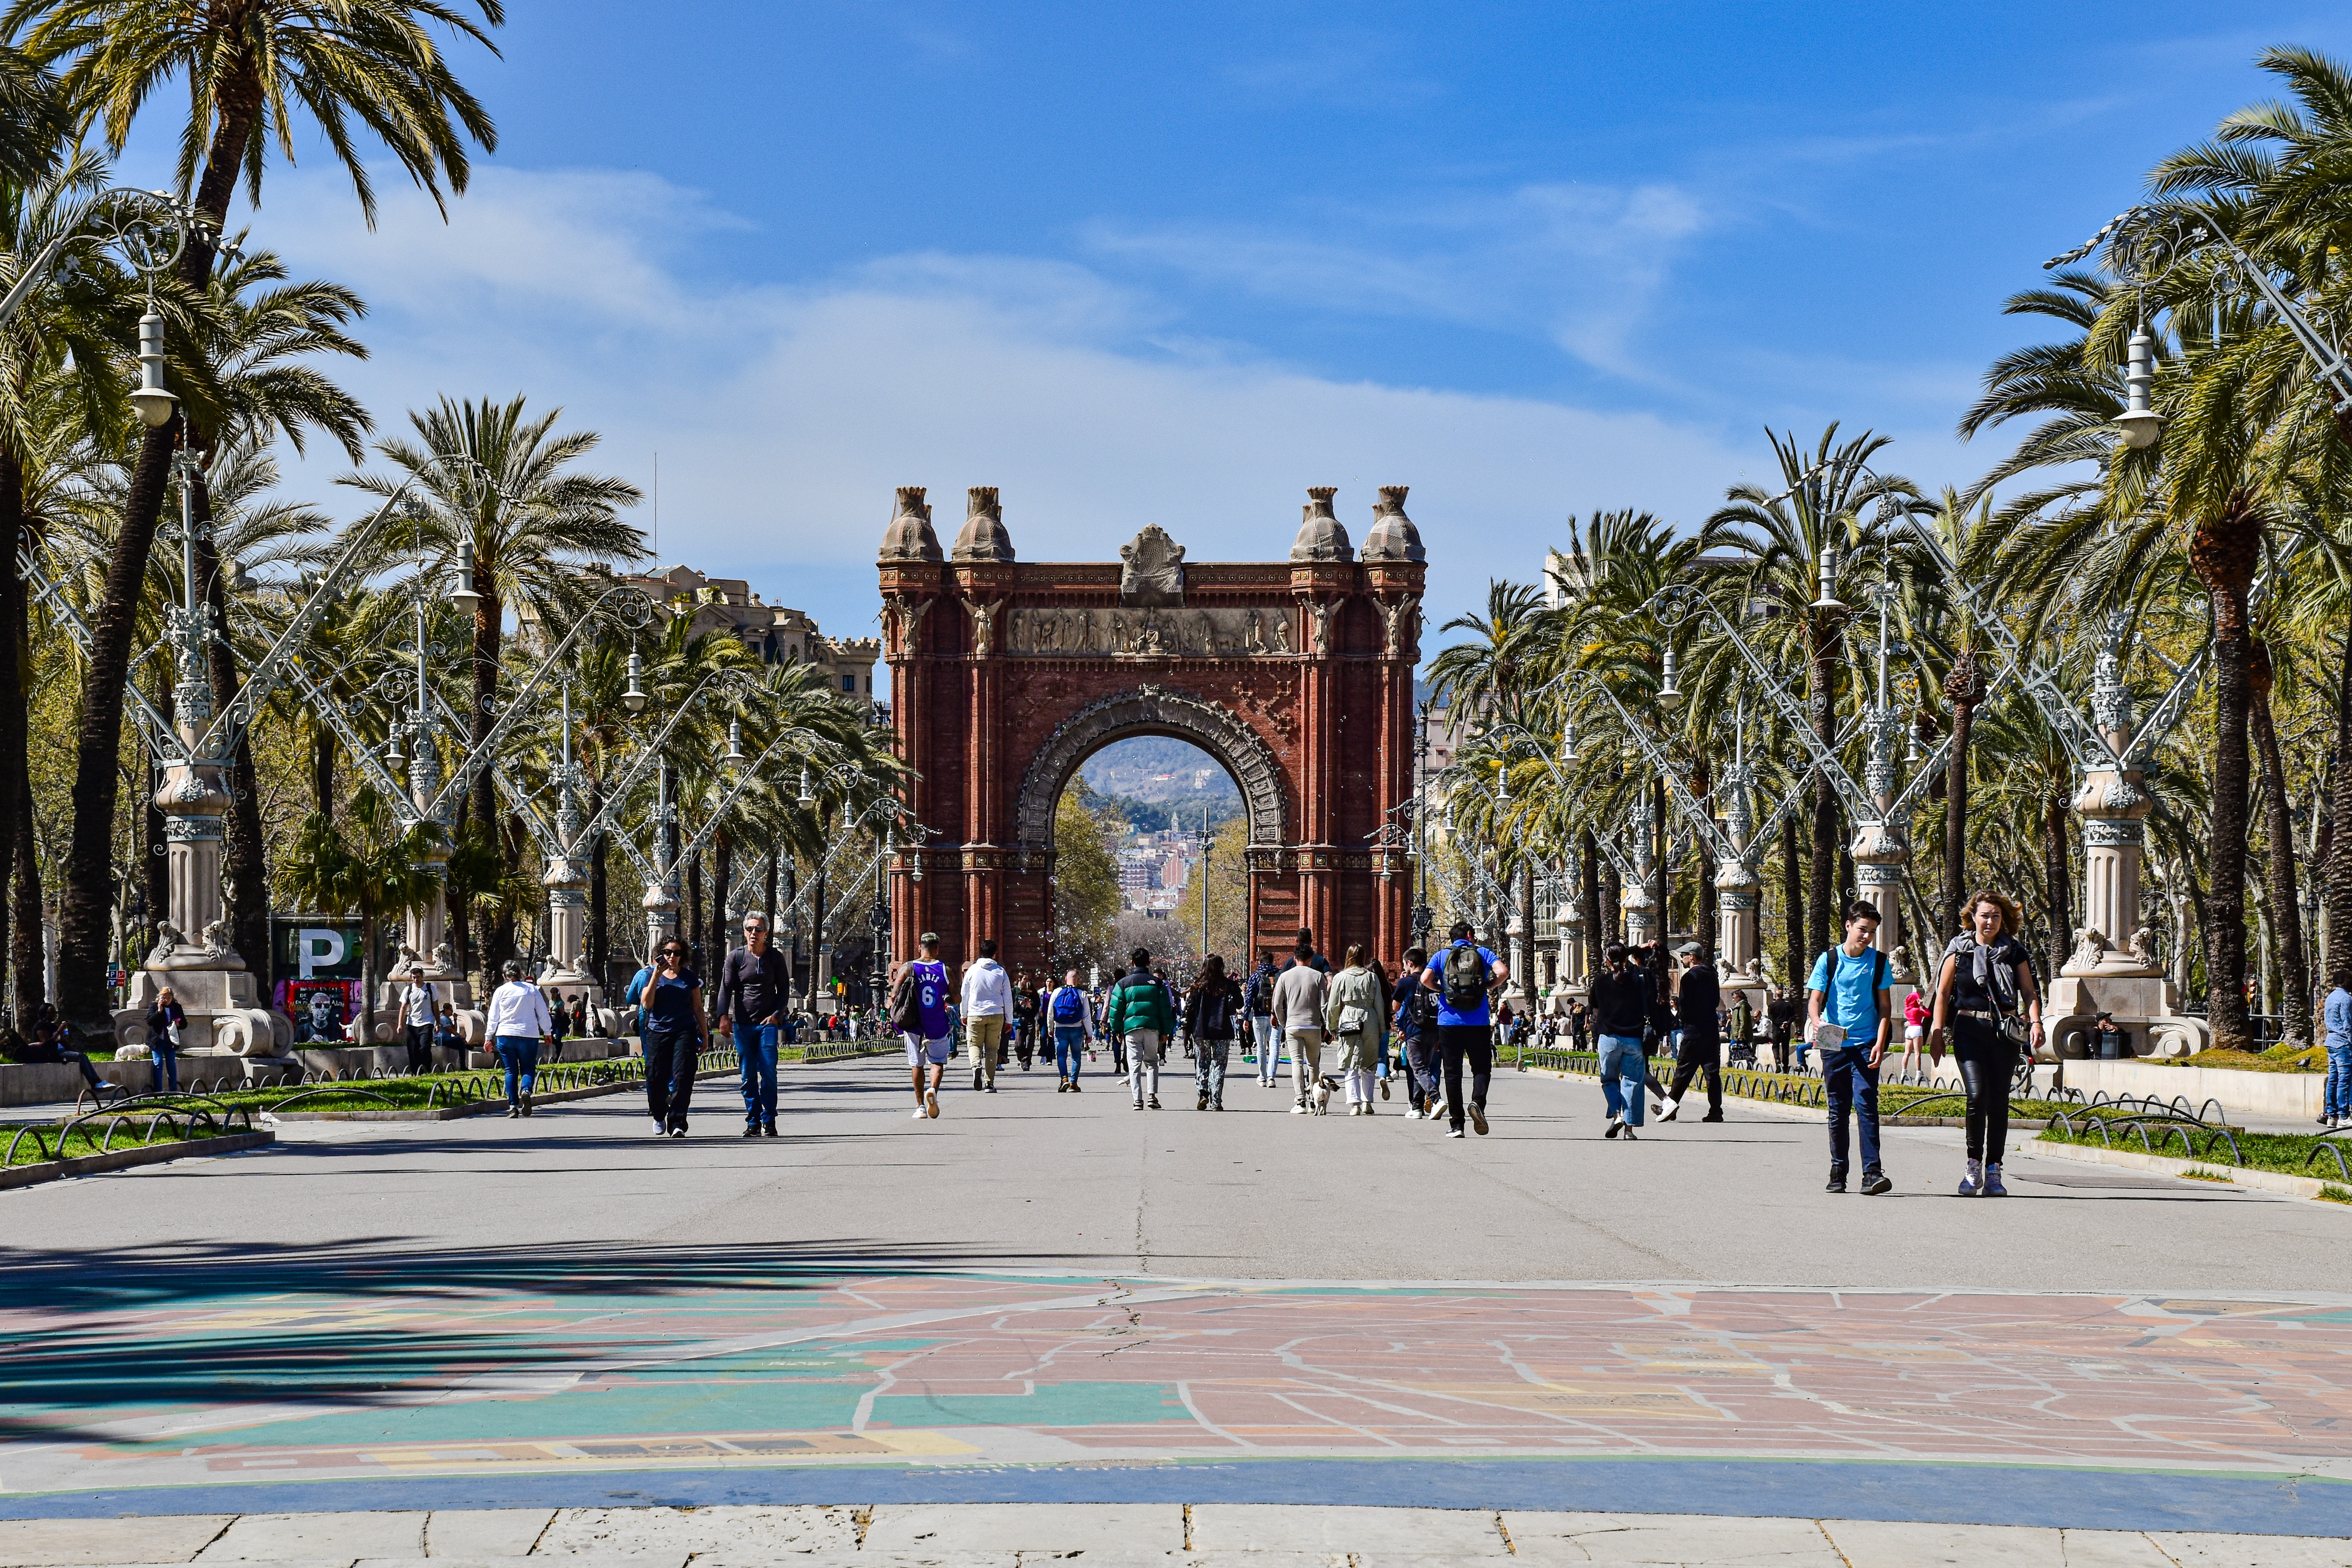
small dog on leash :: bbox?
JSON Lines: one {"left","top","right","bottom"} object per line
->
{"left": 1310, "top": 1075, "right": 1341, "bottom": 1115}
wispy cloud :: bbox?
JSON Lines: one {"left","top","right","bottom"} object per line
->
{"left": 254, "top": 165, "right": 1761, "bottom": 642}
{"left": 1085, "top": 180, "right": 1709, "bottom": 379}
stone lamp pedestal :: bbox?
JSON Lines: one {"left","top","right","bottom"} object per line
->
{"left": 2045, "top": 759, "right": 2210, "bottom": 1059}
{"left": 113, "top": 756, "right": 280, "bottom": 1058}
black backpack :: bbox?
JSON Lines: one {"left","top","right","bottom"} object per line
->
{"left": 1441, "top": 942, "right": 1489, "bottom": 1011}
{"left": 1248, "top": 968, "right": 1275, "bottom": 1013}
{"left": 1195, "top": 984, "right": 1235, "bottom": 1038}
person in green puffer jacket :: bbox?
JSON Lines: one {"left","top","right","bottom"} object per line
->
{"left": 1103, "top": 947, "right": 1176, "bottom": 1109}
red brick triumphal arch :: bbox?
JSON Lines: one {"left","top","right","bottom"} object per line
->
{"left": 877, "top": 483, "right": 1427, "bottom": 979}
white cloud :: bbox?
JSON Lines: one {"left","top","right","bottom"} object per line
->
{"left": 1085, "top": 180, "right": 1709, "bottom": 378}
{"left": 252, "top": 165, "right": 1764, "bottom": 649}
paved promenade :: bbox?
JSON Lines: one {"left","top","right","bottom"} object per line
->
{"left": 5, "top": 1502, "right": 2349, "bottom": 1566}
{"left": 2, "top": 1056, "right": 2349, "bottom": 1552}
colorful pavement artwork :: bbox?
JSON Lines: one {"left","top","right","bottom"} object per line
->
{"left": 7, "top": 1269, "right": 2352, "bottom": 1525}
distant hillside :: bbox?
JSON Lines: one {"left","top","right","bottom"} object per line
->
{"left": 1080, "top": 737, "right": 1240, "bottom": 805}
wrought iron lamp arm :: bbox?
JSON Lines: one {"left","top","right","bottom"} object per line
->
{"left": 1635, "top": 588, "right": 1882, "bottom": 821}
{"left": 571, "top": 667, "right": 764, "bottom": 848}
{"left": 419, "top": 583, "right": 656, "bottom": 824}
{"left": 194, "top": 454, "right": 488, "bottom": 764}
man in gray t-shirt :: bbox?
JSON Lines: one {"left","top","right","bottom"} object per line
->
{"left": 1271, "top": 940, "right": 1329, "bottom": 1114}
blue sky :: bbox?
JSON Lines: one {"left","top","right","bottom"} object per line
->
{"left": 137, "top": 1, "right": 2351, "bottom": 663}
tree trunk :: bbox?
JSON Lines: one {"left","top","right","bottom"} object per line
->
{"left": 1518, "top": 857, "right": 1535, "bottom": 1005}
{"left": 2043, "top": 795, "right": 2071, "bottom": 993}
{"left": 713, "top": 829, "right": 734, "bottom": 960}
{"left": 811, "top": 855, "right": 827, "bottom": 1002}
{"left": 2327, "top": 611, "right": 2352, "bottom": 991}
{"left": 357, "top": 902, "right": 377, "bottom": 1048}
{"left": 0, "top": 452, "right": 20, "bottom": 1018}
{"left": 1943, "top": 647, "right": 1981, "bottom": 941}
{"left": 2250, "top": 639, "right": 2311, "bottom": 1046}
{"left": 311, "top": 721, "right": 335, "bottom": 818}
{"left": 763, "top": 849, "right": 780, "bottom": 931}
{"left": 12, "top": 776, "right": 41, "bottom": 1032}
{"left": 55, "top": 419, "right": 178, "bottom": 1030}
{"left": 1651, "top": 777, "right": 1669, "bottom": 951}
{"left": 1809, "top": 637, "right": 1839, "bottom": 964}
{"left": 1781, "top": 805, "right": 1806, "bottom": 990}
{"left": 782, "top": 854, "right": 801, "bottom": 997}
{"left": 142, "top": 674, "right": 170, "bottom": 942}
{"left": 687, "top": 849, "right": 704, "bottom": 970}
{"left": 193, "top": 509, "right": 270, "bottom": 985}
{"left": 2190, "top": 495, "right": 2260, "bottom": 1050}
{"left": 589, "top": 778, "right": 608, "bottom": 989}
{"left": 1691, "top": 750, "right": 1717, "bottom": 962}
{"left": 1580, "top": 828, "right": 1602, "bottom": 983}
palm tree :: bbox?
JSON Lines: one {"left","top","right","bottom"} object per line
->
{"left": 1430, "top": 579, "right": 1555, "bottom": 971}
{"left": 353, "top": 396, "right": 646, "bottom": 824}
{"left": 11, "top": 0, "right": 502, "bottom": 1032}
{"left": 2134, "top": 45, "right": 2352, "bottom": 1040}
{"left": 0, "top": 151, "right": 134, "bottom": 1028}
{"left": 348, "top": 396, "right": 644, "bottom": 971}
{"left": 177, "top": 248, "right": 368, "bottom": 981}
{"left": 0, "top": 40, "right": 62, "bottom": 186}
{"left": 1703, "top": 426, "right": 1917, "bottom": 960}
{"left": 1913, "top": 489, "right": 1995, "bottom": 942}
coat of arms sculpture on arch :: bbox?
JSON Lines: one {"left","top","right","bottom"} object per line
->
{"left": 1119, "top": 525, "right": 1185, "bottom": 607}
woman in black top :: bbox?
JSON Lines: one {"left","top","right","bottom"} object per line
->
{"left": 1929, "top": 889, "right": 2045, "bottom": 1198}
{"left": 145, "top": 985, "right": 187, "bottom": 1092}
{"left": 1182, "top": 954, "right": 1242, "bottom": 1111}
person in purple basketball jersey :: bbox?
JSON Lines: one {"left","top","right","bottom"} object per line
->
{"left": 890, "top": 930, "right": 955, "bottom": 1120}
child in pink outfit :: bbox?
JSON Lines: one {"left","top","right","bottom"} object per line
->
{"left": 1900, "top": 989, "right": 1930, "bottom": 1078}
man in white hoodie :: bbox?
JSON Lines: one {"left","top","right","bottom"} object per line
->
{"left": 960, "top": 938, "right": 1015, "bottom": 1094}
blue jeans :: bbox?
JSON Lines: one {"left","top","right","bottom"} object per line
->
{"left": 1253, "top": 1014, "right": 1280, "bottom": 1081}
{"left": 1823, "top": 1044, "right": 1882, "bottom": 1173}
{"left": 2328, "top": 1041, "right": 2352, "bottom": 1120}
{"left": 1600, "top": 1034, "right": 1646, "bottom": 1126}
{"left": 1403, "top": 1030, "right": 1440, "bottom": 1108}
{"left": 495, "top": 1037, "right": 539, "bottom": 1108}
{"left": 738, "top": 1022, "right": 781, "bottom": 1127}
{"left": 1054, "top": 1027, "right": 1087, "bottom": 1082}
{"left": 151, "top": 1047, "right": 179, "bottom": 1092}
{"left": 1195, "top": 1036, "right": 1229, "bottom": 1102}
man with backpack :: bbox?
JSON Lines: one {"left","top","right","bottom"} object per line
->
{"left": 1103, "top": 947, "right": 1176, "bottom": 1109}
{"left": 1807, "top": 900, "right": 1895, "bottom": 1194}
{"left": 1246, "top": 948, "right": 1281, "bottom": 1087}
{"left": 1047, "top": 968, "right": 1094, "bottom": 1091}
{"left": 1418, "top": 920, "right": 1506, "bottom": 1138}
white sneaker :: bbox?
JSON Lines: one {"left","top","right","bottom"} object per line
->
{"left": 651, "top": 1118, "right": 666, "bottom": 1136}
{"left": 1291, "top": 1101, "right": 1309, "bottom": 1114}
{"left": 1659, "top": 1098, "right": 1681, "bottom": 1123}
{"left": 925, "top": 1090, "right": 940, "bottom": 1119}
{"left": 911, "top": 1107, "right": 927, "bottom": 1120}
{"left": 1445, "top": 1128, "right": 1465, "bottom": 1139}
{"left": 1959, "top": 1159, "right": 1982, "bottom": 1197}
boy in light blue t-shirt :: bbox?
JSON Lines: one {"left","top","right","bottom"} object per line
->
{"left": 1805, "top": 901, "right": 1894, "bottom": 1196}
